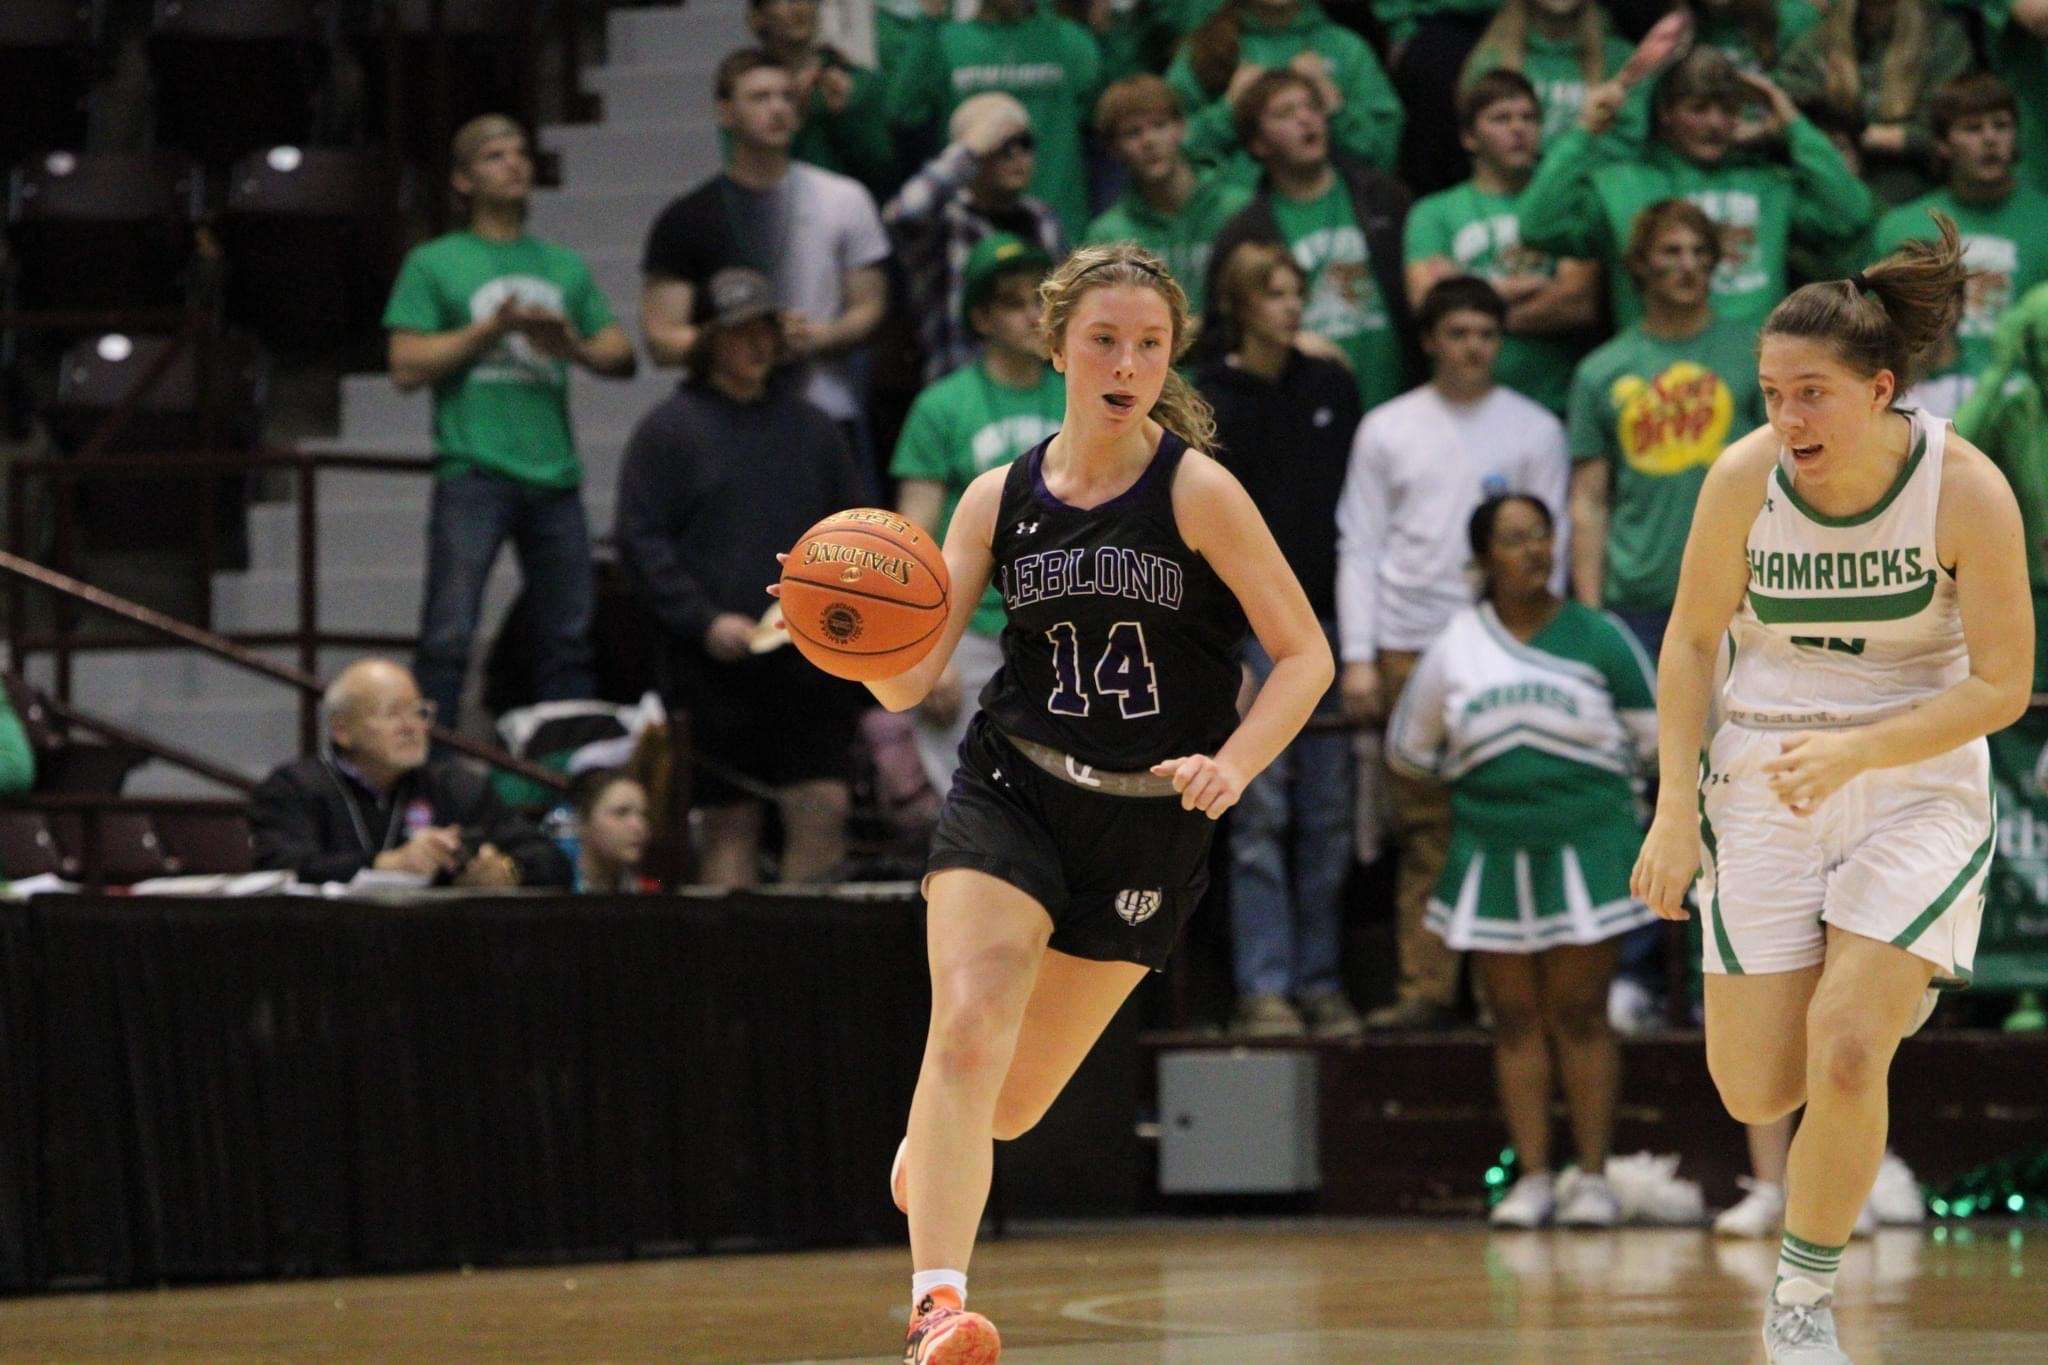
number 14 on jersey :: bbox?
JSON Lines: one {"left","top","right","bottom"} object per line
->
{"left": 1046, "top": 621, "right": 1161, "bottom": 718}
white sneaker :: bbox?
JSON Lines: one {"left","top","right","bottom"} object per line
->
{"left": 1608, "top": 977, "right": 1660, "bottom": 1036}
{"left": 1715, "top": 1178, "right": 1786, "bottom": 1237}
{"left": 1867, "top": 1152, "right": 1925, "bottom": 1225}
{"left": 1490, "top": 1171, "right": 1557, "bottom": 1228}
{"left": 1763, "top": 1288, "right": 1850, "bottom": 1363}
{"left": 1555, "top": 1170, "right": 1621, "bottom": 1228}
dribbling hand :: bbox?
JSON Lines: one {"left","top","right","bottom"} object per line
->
{"left": 1629, "top": 809, "right": 1698, "bottom": 921}
{"left": 1150, "top": 754, "right": 1245, "bottom": 819}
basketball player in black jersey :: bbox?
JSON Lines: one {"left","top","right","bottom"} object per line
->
{"left": 774, "top": 243, "right": 1333, "bottom": 1363}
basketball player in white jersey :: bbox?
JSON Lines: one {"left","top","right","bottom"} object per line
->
{"left": 1631, "top": 214, "right": 2033, "bottom": 1363}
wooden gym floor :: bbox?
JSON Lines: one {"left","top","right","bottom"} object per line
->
{"left": 1, "top": 1220, "right": 2041, "bottom": 1362}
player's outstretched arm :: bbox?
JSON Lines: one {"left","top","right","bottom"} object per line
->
{"left": 863, "top": 465, "right": 1004, "bottom": 713}
{"left": 1154, "top": 453, "right": 1335, "bottom": 819}
{"left": 1631, "top": 426, "right": 1773, "bottom": 918}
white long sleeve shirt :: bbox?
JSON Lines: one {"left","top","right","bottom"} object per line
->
{"left": 1335, "top": 383, "right": 1570, "bottom": 660}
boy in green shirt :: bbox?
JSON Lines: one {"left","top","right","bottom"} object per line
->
{"left": 1405, "top": 69, "right": 1600, "bottom": 415}
{"left": 887, "top": 0, "right": 1104, "bottom": 239}
{"left": 1873, "top": 74, "right": 2048, "bottom": 384}
{"left": 1458, "top": 0, "right": 1648, "bottom": 144}
{"left": 747, "top": 0, "right": 894, "bottom": 198}
{"left": 1566, "top": 198, "right": 1764, "bottom": 652}
{"left": 1520, "top": 45, "right": 1874, "bottom": 330}
{"left": 383, "top": 115, "right": 636, "bottom": 725}
{"left": 1082, "top": 74, "right": 1253, "bottom": 316}
{"left": 1208, "top": 69, "right": 1416, "bottom": 412}
{"left": 889, "top": 234, "right": 1062, "bottom": 786}
{"left": 1982, "top": 1, "right": 2048, "bottom": 198}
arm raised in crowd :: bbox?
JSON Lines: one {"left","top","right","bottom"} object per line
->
{"left": 1515, "top": 118, "right": 1620, "bottom": 264}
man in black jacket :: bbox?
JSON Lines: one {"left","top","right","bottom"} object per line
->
{"left": 614, "top": 266, "right": 868, "bottom": 889}
{"left": 1203, "top": 68, "right": 1417, "bottom": 412}
{"left": 250, "top": 659, "right": 570, "bottom": 887}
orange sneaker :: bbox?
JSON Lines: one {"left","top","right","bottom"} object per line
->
{"left": 891, "top": 1137, "right": 909, "bottom": 1214}
{"left": 903, "top": 1292, "right": 1001, "bottom": 1364}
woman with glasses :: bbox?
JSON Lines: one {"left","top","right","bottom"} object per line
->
{"left": 1387, "top": 492, "right": 1660, "bottom": 1230}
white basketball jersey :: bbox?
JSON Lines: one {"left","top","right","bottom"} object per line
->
{"left": 1722, "top": 408, "right": 1967, "bottom": 727}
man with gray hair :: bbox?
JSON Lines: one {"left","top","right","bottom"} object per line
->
{"left": 384, "top": 113, "right": 636, "bottom": 729}
{"left": 249, "top": 659, "right": 570, "bottom": 887}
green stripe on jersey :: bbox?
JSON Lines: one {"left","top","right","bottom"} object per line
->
{"left": 1748, "top": 573, "right": 1936, "bottom": 624}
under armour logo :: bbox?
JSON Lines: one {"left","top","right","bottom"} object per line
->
{"left": 1065, "top": 756, "right": 1102, "bottom": 787}
{"left": 1765, "top": 496, "right": 1776, "bottom": 512}
{"left": 1015, "top": 519, "right": 1039, "bottom": 537}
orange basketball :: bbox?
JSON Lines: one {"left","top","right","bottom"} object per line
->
{"left": 780, "top": 508, "right": 951, "bottom": 682}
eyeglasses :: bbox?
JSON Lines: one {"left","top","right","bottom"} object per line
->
{"left": 366, "top": 701, "right": 437, "bottom": 726}
{"left": 992, "top": 132, "right": 1036, "bottom": 158}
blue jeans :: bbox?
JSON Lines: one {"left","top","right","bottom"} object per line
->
{"left": 416, "top": 468, "right": 595, "bottom": 722}
{"left": 1228, "top": 630, "right": 1355, "bottom": 999}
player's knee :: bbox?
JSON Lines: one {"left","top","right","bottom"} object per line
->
{"left": 1490, "top": 999, "right": 1544, "bottom": 1044}
{"left": 1806, "top": 1015, "right": 1886, "bottom": 1100}
{"left": 926, "top": 1004, "right": 1012, "bottom": 1085}
{"left": 989, "top": 1094, "right": 1045, "bottom": 1142}
{"left": 1709, "top": 1055, "right": 1802, "bottom": 1125}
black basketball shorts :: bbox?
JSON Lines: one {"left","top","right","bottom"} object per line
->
{"left": 924, "top": 713, "right": 1216, "bottom": 970}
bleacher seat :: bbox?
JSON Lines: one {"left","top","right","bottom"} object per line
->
{"left": 51, "top": 809, "right": 174, "bottom": 884}
{"left": 0, "top": 2, "right": 92, "bottom": 171}
{"left": 47, "top": 332, "right": 265, "bottom": 456}
{"left": 221, "top": 147, "right": 411, "bottom": 366}
{"left": 0, "top": 808, "right": 68, "bottom": 879}
{"left": 154, "top": 809, "right": 254, "bottom": 875}
{"left": 151, "top": 0, "right": 321, "bottom": 168}
{"left": 367, "top": 0, "right": 534, "bottom": 174}
{"left": 7, "top": 150, "right": 204, "bottom": 316}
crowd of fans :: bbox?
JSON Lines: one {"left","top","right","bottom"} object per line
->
{"left": 226, "top": 3, "right": 2048, "bottom": 1041}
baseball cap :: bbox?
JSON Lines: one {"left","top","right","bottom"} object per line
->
{"left": 961, "top": 233, "right": 1052, "bottom": 316}
{"left": 699, "top": 267, "right": 778, "bottom": 330}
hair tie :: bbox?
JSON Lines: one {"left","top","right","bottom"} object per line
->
{"left": 1846, "top": 271, "right": 1872, "bottom": 295}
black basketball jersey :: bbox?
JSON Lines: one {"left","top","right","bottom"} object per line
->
{"left": 979, "top": 430, "right": 1247, "bottom": 771}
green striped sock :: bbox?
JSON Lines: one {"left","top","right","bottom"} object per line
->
{"left": 1774, "top": 1230, "right": 1845, "bottom": 1302}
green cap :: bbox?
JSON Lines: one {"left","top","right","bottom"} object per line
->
{"left": 961, "top": 233, "right": 1053, "bottom": 317}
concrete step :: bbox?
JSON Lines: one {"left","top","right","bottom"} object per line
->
{"left": 132, "top": 694, "right": 302, "bottom": 783}
{"left": 245, "top": 489, "right": 622, "bottom": 574}
{"left": 603, "top": 2, "right": 749, "bottom": 69}
{"left": 527, "top": 184, "right": 678, "bottom": 250}
{"left": 127, "top": 760, "right": 249, "bottom": 798}
{"left": 540, "top": 118, "right": 716, "bottom": 192}
{"left": 212, "top": 560, "right": 520, "bottom": 637}
{"left": 339, "top": 373, "right": 431, "bottom": 442}
{"left": 583, "top": 62, "right": 724, "bottom": 128}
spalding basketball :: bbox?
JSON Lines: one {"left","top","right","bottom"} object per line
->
{"left": 780, "top": 509, "right": 951, "bottom": 682}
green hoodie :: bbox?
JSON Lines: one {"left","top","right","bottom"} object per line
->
{"left": 1697, "top": 0, "right": 1824, "bottom": 73}
{"left": 1954, "top": 281, "right": 2048, "bottom": 685}
{"left": 888, "top": 3, "right": 1105, "bottom": 238}
{"left": 1165, "top": 2, "right": 1403, "bottom": 180}
{"left": 1983, "top": 2, "right": 2048, "bottom": 199}
{"left": 1874, "top": 185, "right": 2048, "bottom": 381}
{"left": 1083, "top": 169, "right": 1254, "bottom": 315}
{"left": 1518, "top": 119, "right": 1875, "bottom": 330}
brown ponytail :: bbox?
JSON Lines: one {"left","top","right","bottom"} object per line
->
{"left": 1040, "top": 243, "right": 1219, "bottom": 452}
{"left": 1760, "top": 212, "right": 1969, "bottom": 388}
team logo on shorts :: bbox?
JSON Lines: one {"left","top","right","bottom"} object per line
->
{"left": 1115, "top": 888, "right": 1163, "bottom": 925}
{"left": 821, "top": 604, "right": 863, "bottom": 643}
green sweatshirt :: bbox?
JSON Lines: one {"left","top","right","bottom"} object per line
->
{"left": 0, "top": 693, "right": 32, "bottom": 798}
{"left": 1371, "top": 0, "right": 1499, "bottom": 48}
{"left": 1873, "top": 186, "right": 2048, "bottom": 380}
{"left": 888, "top": 5, "right": 1104, "bottom": 238}
{"left": 1166, "top": 2, "right": 1403, "bottom": 177}
{"left": 1772, "top": 4, "right": 1976, "bottom": 206}
{"left": 1083, "top": 170, "right": 1253, "bottom": 315}
{"left": 1461, "top": 28, "right": 1646, "bottom": 145}
{"left": 1518, "top": 120, "right": 1876, "bottom": 330}
{"left": 791, "top": 55, "right": 895, "bottom": 198}
{"left": 1983, "top": 2, "right": 2048, "bottom": 198}
{"left": 1954, "top": 280, "right": 2048, "bottom": 685}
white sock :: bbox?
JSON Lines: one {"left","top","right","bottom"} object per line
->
{"left": 912, "top": 1269, "right": 968, "bottom": 1309}
{"left": 1773, "top": 1231, "right": 1843, "bottom": 1304}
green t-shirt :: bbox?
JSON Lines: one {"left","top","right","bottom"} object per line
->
{"left": 1270, "top": 177, "right": 1404, "bottom": 411}
{"left": 1568, "top": 319, "right": 1766, "bottom": 611}
{"left": 889, "top": 359, "right": 1066, "bottom": 635}
{"left": 0, "top": 691, "right": 33, "bottom": 798}
{"left": 1082, "top": 171, "right": 1253, "bottom": 316}
{"left": 1167, "top": 3, "right": 1403, "bottom": 176}
{"left": 888, "top": 10, "right": 1104, "bottom": 239}
{"left": 1873, "top": 186, "right": 2048, "bottom": 380}
{"left": 1520, "top": 122, "right": 1875, "bottom": 330}
{"left": 1403, "top": 180, "right": 1579, "bottom": 415}
{"left": 1463, "top": 30, "right": 1646, "bottom": 145}
{"left": 381, "top": 232, "right": 614, "bottom": 490}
